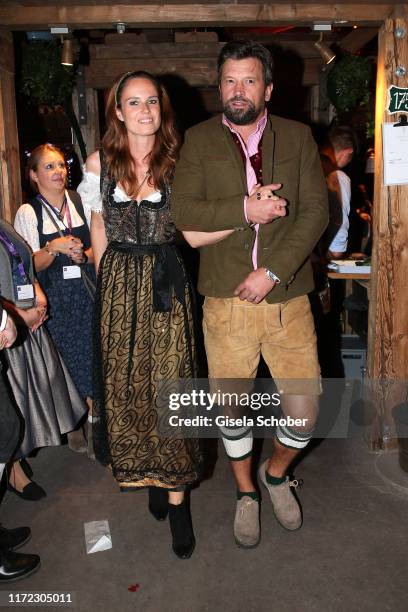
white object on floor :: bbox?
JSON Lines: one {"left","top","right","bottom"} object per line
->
{"left": 84, "top": 520, "right": 112, "bottom": 554}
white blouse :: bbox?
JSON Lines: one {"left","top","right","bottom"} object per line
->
{"left": 76, "top": 169, "right": 162, "bottom": 215}
{"left": 14, "top": 191, "right": 91, "bottom": 253}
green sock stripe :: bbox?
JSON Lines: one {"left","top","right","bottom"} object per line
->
{"left": 237, "top": 490, "right": 259, "bottom": 501}
{"left": 265, "top": 471, "right": 286, "bottom": 486}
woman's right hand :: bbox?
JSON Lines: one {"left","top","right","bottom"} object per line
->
{"left": 18, "top": 305, "right": 48, "bottom": 332}
{"left": 48, "top": 236, "right": 83, "bottom": 257}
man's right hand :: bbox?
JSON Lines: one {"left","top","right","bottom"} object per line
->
{"left": 0, "top": 313, "right": 17, "bottom": 349}
{"left": 246, "top": 183, "right": 287, "bottom": 225}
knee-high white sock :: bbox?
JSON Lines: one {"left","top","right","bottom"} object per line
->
{"left": 219, "top": 426, "right": 253, "bottom": 460}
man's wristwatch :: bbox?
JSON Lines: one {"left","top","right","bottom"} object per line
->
{"left": 265, "top": 268, "right": 281, "bottom": 284}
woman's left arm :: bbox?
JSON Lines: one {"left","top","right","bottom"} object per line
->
{"left": 4, "top": 281, "right": 48, "bottom": 332}
{"left": 84, "top": 247, "right": 94, "bottom": 264}
{"left": 34, "top": 281, "right": 47, "bottom": 309}
{"left": 182, "top": 229, "right": 235, "bottom": 248}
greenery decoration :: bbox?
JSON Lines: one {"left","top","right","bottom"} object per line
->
{"left": 20, "top": 41, "right": 75, "bottom": 107}
{"left": 327, "top": 54, "right": 373, "bottom": 113}
{"left": 19, "top": 40, "right": 87, "bottom": 162}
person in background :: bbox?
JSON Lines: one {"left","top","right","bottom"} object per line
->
{"left": 78, "top": 71, "right": 202, "bottom": 559}
{"left": 15, "top": 144, "right": 95, "bottom": 457}
{"left": 312, "top": 127, "right": 356, "bottom": 378}
{"left": 319, "top": 126, "right": 355, "bottom": 258}
{"left": 0, "top": 218, "right": 86, "bottom": 500}
{"left": 0, "top": 305, "right": 40, "bottom": 582}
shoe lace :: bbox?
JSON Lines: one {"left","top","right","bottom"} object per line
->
{"left": 289, "top": 478, "right": 304, "bottom": 490}
{"left": 239, "top": 498, "right": 256, "bottom": 517}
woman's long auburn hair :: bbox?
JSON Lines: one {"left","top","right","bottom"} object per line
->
{"left": 102, "top": 71, "right": 180, "bottom": 196}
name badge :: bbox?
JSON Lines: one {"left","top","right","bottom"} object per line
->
{"left": 17, "top": 284, "right": 35, "bottom": 300}
{"left": 63, "top": 265, "right": 81, "bottom": 280}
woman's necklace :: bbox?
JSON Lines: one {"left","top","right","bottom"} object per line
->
{"left": 58, "top": 195, "right": 67, "bottom": 216}
{"left": 133, "top": 170, "right": 151, "bottom": 201}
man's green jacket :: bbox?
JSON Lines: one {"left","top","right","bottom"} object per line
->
{"left": 171, "top": 113, "right": 328, "bottom": 304}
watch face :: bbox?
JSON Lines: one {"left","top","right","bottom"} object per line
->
{"left": 266, "top": 269, "right": 279, "bottom": 284}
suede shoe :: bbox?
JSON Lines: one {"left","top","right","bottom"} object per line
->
{"left": 233, "top": 496, "right": 260, "bottom": 548}
{"left": 0, "top": 526, "right": 31, "bottom": 551}
{"left": 258, "top": 460, "right": 302, "bottom": 531}
{"left": 0, "top": 550, "right": 40, "bottom": 583}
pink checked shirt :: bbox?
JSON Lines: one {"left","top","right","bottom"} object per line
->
{"left": 222, "top": 111, "right": 268, "bottom": 270}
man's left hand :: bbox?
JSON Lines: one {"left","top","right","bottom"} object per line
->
{"left": 234, "top": 268, "right": 276, "bottom": 303}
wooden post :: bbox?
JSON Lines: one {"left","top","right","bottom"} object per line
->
{"left": 368, "top": 7, "right": 408, "bottom": 450}
{"left": 72, "top": 87, "right": 100, "bottom": 162}
{"left": 0, "top": 31, "right": 21, "bottom": 221}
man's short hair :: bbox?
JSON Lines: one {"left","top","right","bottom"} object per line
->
{"left": 328, "top": 126, "right": 356, "bottom": 154}
{"left": 217, "top": 40, "right": 273, "bottom": 86}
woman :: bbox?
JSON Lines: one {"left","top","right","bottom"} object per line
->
{"left": 77, "top": 71, "right": 201, "bottom": 559}
{"left": 0, "top": 218, "right": 86, "bottom": 499}
{"left": 14, "top": 144, "right": 95, "bottom": 456}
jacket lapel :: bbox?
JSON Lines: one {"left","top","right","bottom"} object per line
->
{"left": 219, "top": 122, "right": 247, "bottom": 193}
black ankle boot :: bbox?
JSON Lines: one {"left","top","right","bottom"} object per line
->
{"left": 168, "top": 500, "right": 195, "bottom": 559}
{"left": 7, "top": 481, "right": 46, "bottom": 502}
{"left": 148, "top": 487, "right": 168, "bottom": 521}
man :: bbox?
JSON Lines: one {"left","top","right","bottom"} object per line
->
{"left": 320, "top": 126, "right": 355, "bottom": 258}
{"left": 172, "top": 41, "right": 328, "bottom": 548}
{"left": 0, "top": 305, "right": 40, "bottom": 581}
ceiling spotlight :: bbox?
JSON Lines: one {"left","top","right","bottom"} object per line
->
{"left": 116, "top": 22, "right": 126, "bottom": 34}
{"left": 61, "top": 38, "right": 74, "bottom": 66}
{"left": 314, "top": 32, "right": 336, "bottom": 65}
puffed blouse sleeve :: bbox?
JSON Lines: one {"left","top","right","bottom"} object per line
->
{"left": 14, "top": 204, "right": 40, "bottom": 252}
{"left": 77, "top": 167, "right": 103, "bottom": 214}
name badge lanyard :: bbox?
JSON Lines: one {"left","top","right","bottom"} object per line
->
{"left": 36, "top": 193, "right": 72, "bottom": 236}
{"left": 0, "top": 228, "right": 31, "bottom": 285}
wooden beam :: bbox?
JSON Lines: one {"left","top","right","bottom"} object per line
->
{"left": 90, "top": 40, "right": 323, "bottom": 62}
{"left": 86, "top": 59, "right": 218, "bottom": 88}
{"left": 0, "top": 4, "right": 393, "bottom": 29}
{"left": 89, "top": 42, "right": 224, "bottom": 61}
{"left": 0, "top": 30, "right": 14, "bottom": 73}
{"left": 85, "top": 56, "right": 321, "bottom": 88}
{"left": 368, "top": 9, "right": 408, "bottom": 450}
{"left": 337, "top": 27, "right": 378, "bottom": 53}
{"left": 0, "top": 31, "right": 21, "bottom": 222}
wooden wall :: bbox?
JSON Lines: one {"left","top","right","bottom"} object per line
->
{"left": 0, "top": 31, "right": 21, "bottom": 221}
{"left": 368, "top": 9, "right": 408, "bottom": 450}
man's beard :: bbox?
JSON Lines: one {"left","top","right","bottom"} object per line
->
{"left": 223, "top": 96, "right": 262, "bottom": 125}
